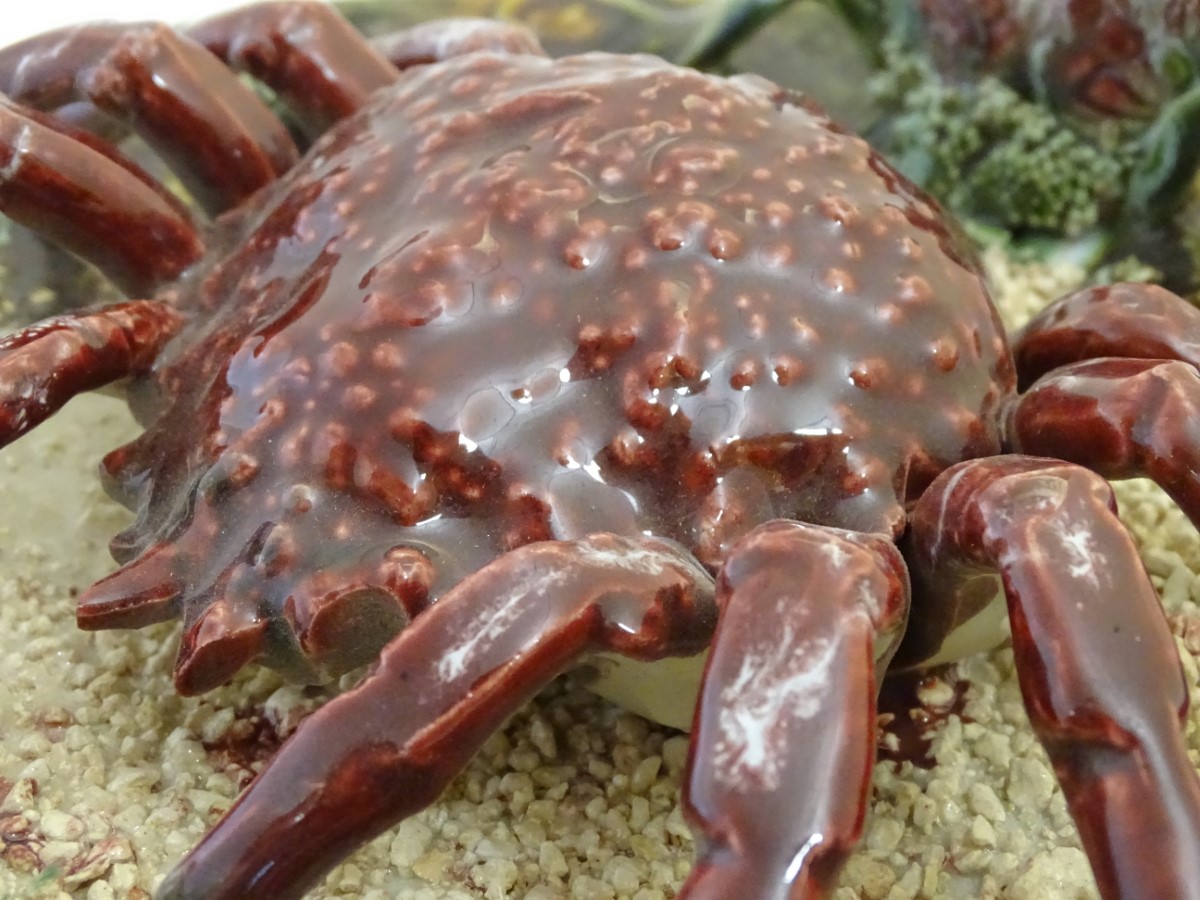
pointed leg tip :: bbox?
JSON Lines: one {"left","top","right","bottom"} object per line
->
{"left": 299, "top": 586, "right": 410, "bottom": 678}
{"left": 76, "top": 578, "right": 179, "bottom": 631}
{"left": 174, "top": 607, "right": 268, "bottom": 695}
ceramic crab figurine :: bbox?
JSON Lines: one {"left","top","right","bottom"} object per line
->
{"left": 915, "top": 0, "right": 1200, "bottom": 118}
{"left": 1, "top": 2, "right": 1200, "bottom": 898}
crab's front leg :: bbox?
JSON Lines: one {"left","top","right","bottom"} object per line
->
{"left": 158, "top": 533, "right": 717, "bottom": 900}
{"left": 906, "top": 457, "right": 1200, "bottom": 900}
{"left": 679, "top": 523, "right": 910, "bottom": 899}
{"left": 0, "top": 299, "right": 180, "bottom": 446}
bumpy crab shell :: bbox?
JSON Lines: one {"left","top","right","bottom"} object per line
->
{"left": 13, "top": 39, "right": 1011, "bottom": 695}
{"left": 3, "top": 4, "right": 1200, "bottom": 900}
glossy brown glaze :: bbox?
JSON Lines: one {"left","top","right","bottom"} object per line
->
{"left": 1014, "top": 282, "right": 1200, "bottom": 388}
{"left": 160, "top": 533, "right": 717, "bottom": 899}
{"left": 0, "top": 299, "right": 181, "bottom": 442}
{"left": 371, "top": 17, "right": 547, "bottom": 72}
{"left": 683, "top": 522, "right": 909, "bottom": 900}
{"left": 74, "top": 48, "right": 1008, "bottom": 692}
{"left": 908, "top": 456, "right": 1200, "bottom": 899}
{"left": 0, "top": 21, "right": 298, "bottom": 213}
{"left": 188, "top": 1, "right": 398, "bottom": 136}
{"left": 2, "top": 5, "right": 1200, "bottom": 900}
{"left": 0, "top": 98, "right": 203, "bottom": 293}
{"left": 1010, "top": 357, "right": 1200, "bottom": 522}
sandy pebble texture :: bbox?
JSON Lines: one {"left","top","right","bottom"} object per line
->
{"left": 1, "top": 244, "right": 1199, "bottom": 900}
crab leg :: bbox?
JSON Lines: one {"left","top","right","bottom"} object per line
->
{"left": 0, "top": 98, "right": 203, "bottom": 294}
{"left": 1004, "top": 281, "right": 1200, "bottom": 525}
{"left": 1012, "top": 282, "right": 1200, "bottom": 389}
{"left": 1008, "top": 357, "right": 1200, "bottom": 523}
{"left": 372, "top": 18, "right": 547, "bottom": 72}
{"left": 680, "top": 522, "right": 910, "bottom": 900}
{"left": 907, "top": 456, "right": 1200, "bottom": 900}
{"left": 0, "top": 300, "right": 181, "bottom": 447}
{"left": 188, "top": 1, "right": 398, "bottom": 138}
{"left": 0, "top": 21, "right": 298, "bottom": 214}
{"left": 157, "top": 532, "right": 716, "bottom": 900}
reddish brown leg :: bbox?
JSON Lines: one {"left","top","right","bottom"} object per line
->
{"left": 1008, "top": 358, "right": 1200, "bottom": 522}
{"left": 188, "top": 1, "right": 398, "bottom": 138}
{"left": 0, "top": 299, "right": 181, "bottom": 447}
{"left": 1013, "top": 282, "right": 1200, "bottom": 389}
{"left": 157, "top": 533, "right": 716, "bottom": 900}
{"left": 681, "top": 521, "right": 910, "bottom": 900}
{"left": 0, "top": 98, "right": 203, "bottom": 293}
{"left": 0, "top": 22, "right": 297, "bottom": 214}
{"left": 1007, "top": 281, "right": 1200, "bottom": 525}
{"left": 907, "top": 456, "right": 1200, "bottom": 900}
{"left": 372, "top": 18, "right": 547, "bottom": 71}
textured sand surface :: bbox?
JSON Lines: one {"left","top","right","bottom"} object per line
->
{"left": 2, "top": 243, "right": 1200, "bottom": 900}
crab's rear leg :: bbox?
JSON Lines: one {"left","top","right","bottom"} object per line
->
{"left": 0, "top": 99, "right": 195, "bottom": 447}
{"left": 1006, "top": 283, "right": 1200, "bottom": 526}
{"left": 371, "top": 18, "right": 547, "bottom": 71}
{"left": 906, "top": 457, "right": 1200, "bottom": 900}
{"left": 0, "top": 20, "right": 298, "bottom": 214}
{"left": 187, "top": 1, "right": 398, "bottom": 138}
{"left": 188, "top": 4, "right": 546, "bottom": 138}
{"left": 157, "top": 533, "right": 716, "bottom": 900}
{"left": 0, "top": 97, "right": 203, "bottom": 294}
{"left": 679, "top": 523, "right": 910, "bottom": 899}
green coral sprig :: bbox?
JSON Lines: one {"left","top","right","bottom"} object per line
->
{"left": 868, "top": 40, "right": 1141, "bottom": 238}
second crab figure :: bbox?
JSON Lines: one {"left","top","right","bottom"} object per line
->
{"left": 1, "top": 2, "right": 1199, "bottom": 898}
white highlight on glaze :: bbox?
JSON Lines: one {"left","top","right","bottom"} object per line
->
{"left": 435, "top": 539, "right": 695, "bottom": 684}
{"left": 821, "top": 540, "right": 848, "bottom": 570}
{"left": 784, "top": 832, "right": 825, "bottom": 884}
{"left": 928, "top": 464, "right": 972, "bottom": 564}
{"left": 0, "top": 123, "right": 33, "bottom": 183}
{"left": 713, "top": 626, "right": 838, "bottom": 791}
{"left": 582, "top": 540, "right": 678, "bottom": 578}
{"left": 1058, "top": 522, "right": 1099, "bottom": 586}
{"left": 436, "top": 567, "right": 566, "bottom": 683}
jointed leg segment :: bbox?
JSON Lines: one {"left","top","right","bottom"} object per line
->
{"left": 0, "top": 300, "right": 182, "bottom": 446}
{"left": 0, "top": 22, "right": 298, "bottom": 213}
{"left": 158, "top": 533, "right": 717, "bottom": 900}
{"left": 0, "top": 99, "right": 203, "bottom": 293}
{"left": 188, "top": 1, "right": 399, "bottom": 137}
{"left": 1009, "top": 282, "right": 1200, "bottom": 526}
{"left": 907, "top": 457, "right": 1200, "bottom": 900}
{"left": 681, "top": 522, "right": 910, "bottom": 900}
{"left": 372, "top": 18, "right": 547, "bottom": 72}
